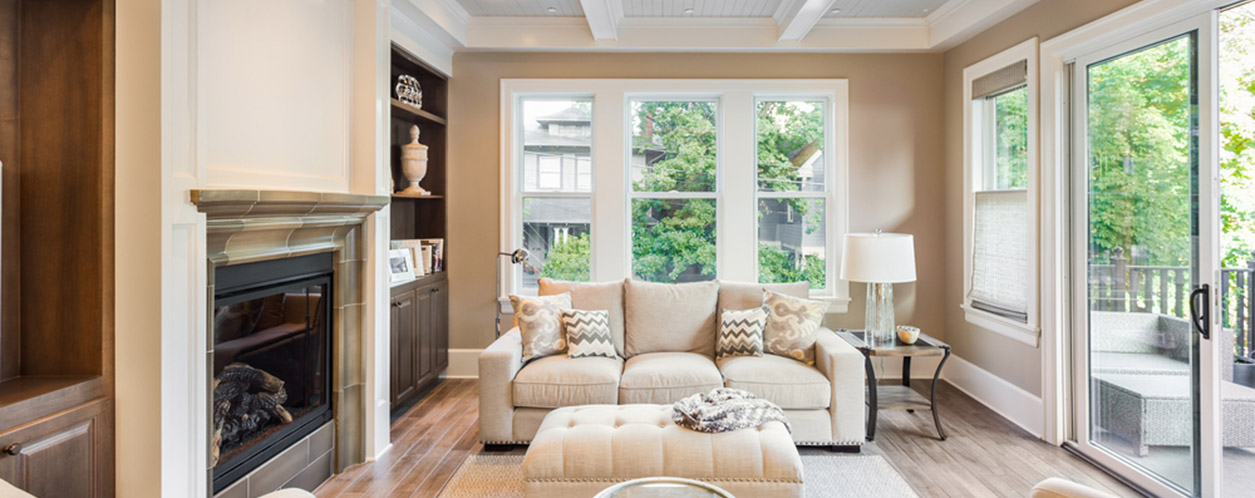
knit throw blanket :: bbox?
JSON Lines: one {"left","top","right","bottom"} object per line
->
{"left": 671, "top": 388, "right": 792, "bottom": 433}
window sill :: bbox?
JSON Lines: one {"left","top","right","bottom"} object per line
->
{"left": 961, "top": 304, "right": 1039, "bottom": 347}
{"left": 814, "top": 295, "right": 851, "bottom": 314}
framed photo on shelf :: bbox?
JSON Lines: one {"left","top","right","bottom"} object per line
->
{"left": 388, "top": 248, "right": 416, "bottom": 284}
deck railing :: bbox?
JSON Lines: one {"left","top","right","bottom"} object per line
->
{"left": 1089, "top": 248, "right": 1255, "bottom": 356}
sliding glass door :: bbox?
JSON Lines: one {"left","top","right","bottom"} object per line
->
{"left": 1071, "top": 14, "right": 1220, "bottom": 497}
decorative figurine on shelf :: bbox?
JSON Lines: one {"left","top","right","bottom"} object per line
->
{"left": 395, "top": 75, "right": 423, "bottom": 109}
{"left": 399, "top": 125, "right": 430, "bottom": 195}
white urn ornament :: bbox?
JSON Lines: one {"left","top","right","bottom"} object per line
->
{"left": 400, "top": 125, "right": 430, "bottom": 196}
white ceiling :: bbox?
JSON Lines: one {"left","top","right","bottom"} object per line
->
{"left": 824, "top": 0, "right": 950, "bottom": 18}
{"left": 455, "top": 0, "right": 951, "bottom": 18}
{"left": 458, "top": 0, "right": 584, "bottom": 17}
{"left": 622, "top": 0, "right": 783, "bottom": 18}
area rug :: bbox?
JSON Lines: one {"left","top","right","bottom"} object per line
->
{"left": 437, "top": 453, "right": 919, "bottom": 498}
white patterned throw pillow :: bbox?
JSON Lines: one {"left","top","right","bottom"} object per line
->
{"left": 716, "top": 307, "right": 767, "bottom": 360}
{"left": 561, "top": 309, "right": 617, "bottom": 359}
{"left": 510, "top": 293, "right": 572, "bottom": 362}
{"left": 763, "top": 290, "right": 827, "bottom": 365}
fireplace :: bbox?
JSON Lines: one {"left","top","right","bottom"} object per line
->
{"left": 211, "top": 253, "right": 335, "bottom": 494}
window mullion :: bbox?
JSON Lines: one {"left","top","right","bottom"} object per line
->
{"left": 721, "top": 91, "right": 757, "bottom": 283}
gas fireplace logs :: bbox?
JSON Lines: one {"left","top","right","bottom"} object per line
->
{"left": 212, "top": 363, "right": 293, "bottom": 465}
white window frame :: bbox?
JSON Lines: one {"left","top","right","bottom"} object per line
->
{"left": 754, "top": 96, "right": 839, "bottom": 294}
{"left": 961, "top": 37, "right": 1041, "bottom": 346}
{"left": 500, "top": 79, "right": 850, "bottom": 311}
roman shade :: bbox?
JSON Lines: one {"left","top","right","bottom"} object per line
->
{"left": 972, "top": 60, "right": 1028, "bottom": 100}
{"left": 969, "top": 190, "right": 1029, "bottom": 322}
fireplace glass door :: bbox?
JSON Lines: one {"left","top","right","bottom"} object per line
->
{"left": 211, "top": 254, "right": 334, "bottom": 493}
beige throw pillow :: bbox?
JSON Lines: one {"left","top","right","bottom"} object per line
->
{"left": 538, "top": 278, "right": 626, "bottom": 357}
{"left": 624, "top": 279, "right": 719, "bottom": 357}
{"left": 716, "top": 281, "right": 810, "bottom": 312}
{"left": 763, "top": 290, "right": 828, "bottom": 365}
{"left": 510, "top": 293, "right": 572, "bottom": 362}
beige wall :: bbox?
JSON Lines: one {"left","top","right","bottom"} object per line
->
{"left": 940, "top": 0, "right": 1140, "bottom": 396}
{"left": 448, "top": 52, "right": 946, "bottom": 350}
{"left": 115, "top": 0, "right": 163, "bottom": 495}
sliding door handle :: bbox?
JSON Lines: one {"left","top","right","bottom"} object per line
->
{"left": 1190, "top": 284, "right": 1210, "bottom": 340}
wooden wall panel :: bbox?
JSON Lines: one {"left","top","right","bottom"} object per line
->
{"left": 0, "top": 0, "right": 20, "bottom": 381}
{"left": 17, "top": 0, "right": 107, "bottom": 377}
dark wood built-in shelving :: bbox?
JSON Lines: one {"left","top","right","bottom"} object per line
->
{"left": 388, "top": 43, "right": 449, "bottom": 414}
{"left": 0, "top": 0, "right": 116, "bottom": 495}
{"left": 391, "top": 99, "right": 447, "bottom": 126}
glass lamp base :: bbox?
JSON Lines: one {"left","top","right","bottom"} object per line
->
{"left": 864, "top": 283, "right": 895, "bottom": 347}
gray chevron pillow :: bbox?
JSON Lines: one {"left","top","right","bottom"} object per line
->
{"left": 717, "top": 307, "right": 767, "bottom": 360}
{"left": 511, "top": 293, "right": 572, "bottom": 362}
{"left": 561, "top": 309, "right": 617, "bottom": 359}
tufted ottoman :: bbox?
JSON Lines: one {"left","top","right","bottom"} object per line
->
{"left": 521, "top": 404, "right": 803, "bottom": 498}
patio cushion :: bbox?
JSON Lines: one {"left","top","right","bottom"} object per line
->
{"left": 1091, "top": 351, "right": 1189, "bottom": 376}
{"left": 718, "top": 354, "right": 830, "bottom": 409}
{"left": 619, "top": 352, "right": 723, "bottom": 404}
{"left": 513, "top": 354, "right": 623, "bottom": 408}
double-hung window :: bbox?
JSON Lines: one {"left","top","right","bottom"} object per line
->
{"left": 962, "top": 39, "right": 1040, "bottom": 344}
{"left": 756, "top": 99, "right": 831, "bottom": 290}
{"left": 517, "top": 97, "right": 593, "bottom": 290}
{"left": 629, "top": 99, "right": 719, "bottom": 283}
{"left": 503, "top": 80, "right": 849, "bottom": 309}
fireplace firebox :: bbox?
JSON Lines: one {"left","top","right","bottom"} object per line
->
{"left": 211, "top": 253, "right": 335, "bottom": 493}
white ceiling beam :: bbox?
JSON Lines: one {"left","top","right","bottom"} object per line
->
{"left": 774, "top": 0, "right": 839, "bottom": 42}
{"left": 926, "top": 0, "right": 1040, "bottom": 50}
{"left": 579, "top": 0, "right": 625, "bottom": 41}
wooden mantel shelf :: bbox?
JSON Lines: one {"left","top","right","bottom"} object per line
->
{"left": 190, "top": 189, "right": 390, "bottom": 220}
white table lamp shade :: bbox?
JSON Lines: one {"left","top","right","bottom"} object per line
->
{"left": 840, "top": 233, "right": 917, "bottom": 283}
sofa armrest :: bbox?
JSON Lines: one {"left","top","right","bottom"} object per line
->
{"left": 478, "top": 328, "right": 525, "bottom": 443}
{"left": 814, "top": 327, "right": 866, "bottom": 445}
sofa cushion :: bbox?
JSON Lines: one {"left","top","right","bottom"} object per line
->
{"left": 510, "top": 293, "right": 572, "bottom": 363}
{"left": 717, "top": 281, "right": 809, "bottom": 312}
{"left": 717, "top": 355, "right": 830, "bottom": 409}
{"left": 619, "top": 352, "right": 723, "bottom": 404}
{"left": 763, "top": 290, "right": 827, "bottom": 365}
{"left": 539, "top": 278, "right": 626, "bottom": 357}
{"left": 624, "top": 280, "right": 719, "bottom": 357}
{"left": 512, "top": 354, "right": 623, "bottom": 409}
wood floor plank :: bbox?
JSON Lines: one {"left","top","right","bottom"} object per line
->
{"left": 315, "top": 379, "right": 1143, "bottom": 498}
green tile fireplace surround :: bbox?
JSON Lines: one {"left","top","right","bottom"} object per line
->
{"left": 191, "top": 189, "right": 388, "bottom": 494}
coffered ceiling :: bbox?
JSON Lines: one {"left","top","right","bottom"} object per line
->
{"left": 394, "top": 0, "right": 1039, "bottom": 53}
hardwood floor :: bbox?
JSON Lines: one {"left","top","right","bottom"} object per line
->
{"left": 314, "top": 379, "right": 1141, "bottom": 498}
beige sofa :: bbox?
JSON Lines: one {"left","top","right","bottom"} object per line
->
{"left": 478, "top": 279, "right": 866, "bottom": 450}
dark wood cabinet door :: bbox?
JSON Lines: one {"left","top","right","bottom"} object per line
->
{"left": 432, "top": 281, "right": 448, "bottom": 373}
{"left": 414, "top": 286, "right": 435, "bottom": 387}
{"left": 0, "top": 398, "right": 109, "bottom": 498}
{"left": 390, "top": 290, "right": 417, "bottom": 407}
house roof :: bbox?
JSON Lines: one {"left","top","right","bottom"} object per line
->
{"left": 536, "top": 107, "right": 591, "bottom": 124}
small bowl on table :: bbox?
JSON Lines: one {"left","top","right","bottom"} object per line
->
{"left": 896, "top": 326, "right": 920, "bottom": 345}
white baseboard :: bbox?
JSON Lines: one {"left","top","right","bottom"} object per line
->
{"left": 446, "top": 348, "right": 482, "bottom": 379}
{"left": 940, "top": 355, "right": 1044, "bottom": 438}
